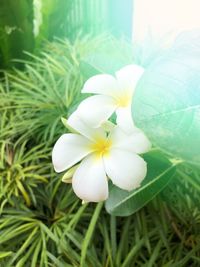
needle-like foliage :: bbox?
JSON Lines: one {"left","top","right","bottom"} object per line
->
{"left": 0, "top": 35, "right": 200, "bottom": 267}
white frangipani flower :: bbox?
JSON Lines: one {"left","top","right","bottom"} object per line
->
{"left": 74, "top": 64, "right": 144, "bottom": 134}
{"left": 52, "top": 114, "right": 151, "bottom": 202}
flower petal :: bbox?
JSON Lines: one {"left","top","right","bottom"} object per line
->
{"left": 111, "top": 126, "right": 151, "bottom": 154}
{"left": 115, "top": 64, "right": 144, "bottom": 92}
{"left": 72, "top": 154, "right": 108, "bottom": 202}
{"left": 52, "top": 134, "right": 92, "bottom": 173}
{"left": 82, "top": 74, "right": 119, "bottom": 96}
{"left": 116, "top": 106, "right": 135, "bottom": 134}
{"left": 103, "top": 149, "right": 147, "bottom": 191}
{"left": 76, "top": 95, "right": 117, "bottom": 128}
{"left": 67, "top": 110, "right": 106, "bottom": 141}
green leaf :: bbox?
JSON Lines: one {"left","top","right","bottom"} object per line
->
{"left": 46, "top": 251, "right": 67, "bottom": 267}
{"left": 132, "top": 44, "right": 200, "bottom": 165}
{"left": 61, "top": 117, "right": 78, "bottom": 134}
{"left": 62, "top": 165, "right": 78, "bottom": 183}
{"left": 81, "top": 202, "right": 103, "bottom": 267}
{"left": 0, "top": 0, "right": 34, "bottom": 68}
{"left": 105, "top": 151, "right": 176, "bottom": 216}
{"left": 0, "top": 251, "right": 13, "bottom": 259}
{"left": 82, "top": 38, "right": 134, "bottom": 74}
{"left": 83, "top": 52, "right": 126, "bottom": 74}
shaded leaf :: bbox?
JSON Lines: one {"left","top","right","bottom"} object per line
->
{"left": 105, "top": 151, "right": 176, "bottom": 216}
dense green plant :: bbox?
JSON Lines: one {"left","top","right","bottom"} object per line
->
{"left": 0, "top": 141, "right": 51, "bottom": 209}
{"left": 0, "top": 35, "right": 200, "bottom": 266}
{"left": 0, "top": 171, "right": 200, "bottom": 266}
{"left": 0, "top": 0, "right": 34, "bottom": 69}
{"left": 0, "top": 36, "right": 107, "bottom": 144}
{"left": 0, "top": 0, "right": 132, "bottom": 69}
{"left": 0, "top": 0, "right": 73, "bottom": 68}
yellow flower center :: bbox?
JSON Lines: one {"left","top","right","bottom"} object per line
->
{"left": 115, "top": 91, "right": 132, "bottom": 107}
{"left": 91, "top": 138, "right": 112, "bottom": 157}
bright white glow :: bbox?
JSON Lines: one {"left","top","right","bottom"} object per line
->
{"left": 133, "top": 0, "right": 200, "bottom": 45}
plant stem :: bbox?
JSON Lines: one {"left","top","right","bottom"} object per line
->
{"left": 110, "top": 215, "right": 117, "bottom": 261}
{"left": 81, "top": 202, "right": 103, "bottom": 267}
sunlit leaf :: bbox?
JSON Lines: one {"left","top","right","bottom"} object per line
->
{"left": 0, "top": 251, "right": 13, "bottom": 259}
{"left": 132, "top": 35, "right": 200, "bottom": 165}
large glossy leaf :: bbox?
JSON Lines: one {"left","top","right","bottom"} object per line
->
{"left": 105, "top": 150, "right": 176, "bottom": 216}
{"left": 82, "top": 41, "right": 134, "bottom": 74}
{"left": 132, "top": 33, "right": 200, "bottom": 165}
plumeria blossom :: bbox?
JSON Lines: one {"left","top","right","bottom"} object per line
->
{"left": 74, "top": 64, "right": 144, "bottom": 134}
{"left": 52, "top": 114, "right": 151, "bottom": 202}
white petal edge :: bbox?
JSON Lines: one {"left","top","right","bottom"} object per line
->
{"left": 67, "top": 110, "right": 106, "bottom": 141}
{"left": 116, "top": 106, "right": 135, "bottom": 134}
{"left": 103, "top": 149, "right": 147, "bottom": 191}
{"left": 76, "top": 95, "right": 117, "bottom": 128}
{"left": 72, "top": 154, "right": 108, "bottom": 202}
{"left": 52, "top": 134, "right": 92, "bottom": 173}
{"left": 115, "top": 64, "right": 144, "bottom": 92}
{"left": 111, "top": 126, "right": 151, "bottom": 154}
{"left": 82, "top": 74, "right": 119, "bottom": 97}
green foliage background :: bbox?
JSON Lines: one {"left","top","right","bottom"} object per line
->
{"left": 0, "top": 0, "right": 133, "bottom": 69}
{"left": 0, "top": 35, "right": 200, "bottom": 266}
{"left": 0, "top": 0, "right": 34, "bottom": 69}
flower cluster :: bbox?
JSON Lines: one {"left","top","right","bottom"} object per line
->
{"left": 52, "top": 64, "right": 151, "bottom": 202}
